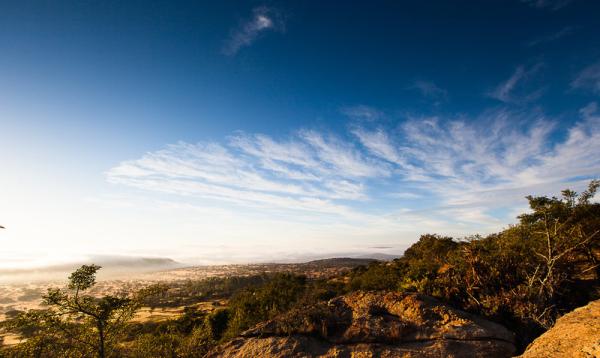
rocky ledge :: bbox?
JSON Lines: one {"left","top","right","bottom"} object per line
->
{"left": 207, "top": 291, "right": 516, "bottom": 357}
{"left": 519, "top": 299, "right": 600, "bottom": 358}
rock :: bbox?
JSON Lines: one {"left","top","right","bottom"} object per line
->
{"left": 519, "top": 299, "right": 600, "bottom": 358}
{"left": 207, "top": 291, "right": 516, "bottom": 357}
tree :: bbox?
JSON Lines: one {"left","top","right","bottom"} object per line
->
{"left": 344, "top": 181, "right": 600, "bottom": 350}
{"left": 223, "top": 273, "right": 306, "bottom": 339}
{"left": 3, "top": 264, "right": 164, "bottom": 357}
{"left": 516, "top": 180, "right": 600, "bottom": 325}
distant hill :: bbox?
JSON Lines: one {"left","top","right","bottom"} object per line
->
{"left": 0, "top": 256, "right": 382, "bottom": 284}
{"left": 356, "top": 253, "right": 400, "bottom": 261}
{"left": 132, "top": 257, "right": 381, "bottom": 282}
{"left": 304, "top": 257, "right": 378, "bottom": 267}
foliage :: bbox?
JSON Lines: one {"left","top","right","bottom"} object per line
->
{"left": 2, "top": 181, "right": 598, "bottom": 355}
{"left": 348, "top": 261, "right": 404, "bottom": 291}
{"left": 2, "top": 265, "right": 164, "bottom": 357}
{"left": 120, "top": 273, "right": 308, "bottom": 356}
{"left": 223, "top": 273, "right": 307, "bottom": 338}
{"left": 348, "top": 180, "right": 600, "bottom": 349}
{"left": 141, "top": 274, "right": 273, "bottom": 308}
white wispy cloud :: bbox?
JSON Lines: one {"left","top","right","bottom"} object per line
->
{"left": 412, "top": 80, "right": 448, "bottom": 99}
{"left": 222, "top": 6, "right": 284, "bottom": 56}
{"left": 390, "top": 192, "right": 422, "bottom": 199}
{"left": 107, "top": 130, "right": 387, "bottom": 219}
{"left": 521, "top": 0, "right": 574, "bottom": 10}
{"left": 340, "top": 105, "right": 383, "bottom": 121}
{"left": 526, "top": 26, "right": 576, "bottom": 47}
{"left": 299, "top": 129, "right": 390, "bottom": 178}
{"left": 108, "top": 104, "right": 600, "bottom": 235}
{"left": 489, "top": 66, "right": 526, "bottom": 102}
{"left": 488, "top": 63, "right": 544, "bottom": 103}
{"left": 571, "top": 60, "right": 600, "bottom": 95}
{"left": 352, "top": 127, "right": 404, "bottom": 165}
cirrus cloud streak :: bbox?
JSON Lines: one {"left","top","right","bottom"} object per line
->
{"left": 107, "top": 105, "right": 600, "bottom": 235}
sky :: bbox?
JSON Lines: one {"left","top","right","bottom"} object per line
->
{"left": 2, "top": 0, "right": 600, "bottom": 268}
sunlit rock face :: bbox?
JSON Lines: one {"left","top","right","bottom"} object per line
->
{"left": 207, "top": 291, "right": 516, "bottom": 357}
{"left": 519, "top": 299, "right": 600, "bottom": 358}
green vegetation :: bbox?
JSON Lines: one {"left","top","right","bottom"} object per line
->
{"left": 348, "top": 180, "right": 600, "bottom": 347}
{"left": 1, "top": 265, "right": 164, "bottom": 357}
{"left": 142, "top": 274, "right": 273, "bottom": 308}
{"left": 223, "top": 273, "right": 307, "bottom": 338}
{"left": 1, "top": 181, "right": 598, "bottom": 356}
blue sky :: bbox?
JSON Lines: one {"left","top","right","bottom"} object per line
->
{"left": 1, "top": 0, "right": 600, "bottom": 267}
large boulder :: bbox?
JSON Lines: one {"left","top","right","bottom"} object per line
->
{"left": 520, "top": 299, "right": 600, "bottom": 358}
{"left": 207, "top": 291, "right": 516, "bottom": 357}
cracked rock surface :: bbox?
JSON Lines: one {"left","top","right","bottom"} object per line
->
{"left": 207, "top": 291, "right": 516, "bottom": 357}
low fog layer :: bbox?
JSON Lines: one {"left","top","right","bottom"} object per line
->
{"left": 0, "top": 255, "right": 184, "bottom": 283}
{"left": 0, "top": 250, "right": 403, "bottom": 284}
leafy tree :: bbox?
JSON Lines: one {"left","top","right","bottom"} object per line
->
{"left": 345, "top": 181, "right": 600, "bottom": 350}
{"left": 398, "top": 234, "right": 459, "bottom": 293}
{"left": 204, "top": 309, "right": 230, "bottom": 341}
{"left": 348, "top": 261, "right": 404, "bottom": 291}
{"left": 515, "top": 180, "right": 600, "bottom": 324}
{"left": 224, "top": 273, "right": 306, "bottom": 338}
{"left": 3, "top": 265, "right": 164, "bottom": 357}
{"left": 125, "top": 329, "right": 184, "bottom": 358}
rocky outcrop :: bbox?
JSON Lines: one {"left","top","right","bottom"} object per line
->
{"left": 520, "top": 299, "right": 600, "bottom": 358}
{"left": 207, "top": 291, "right": 516, "bottom": 357}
